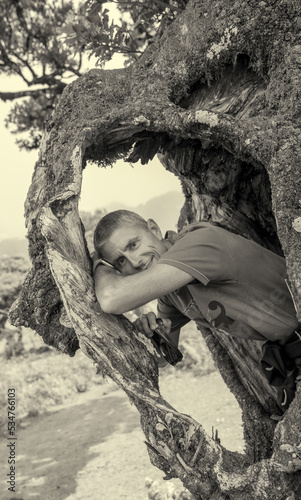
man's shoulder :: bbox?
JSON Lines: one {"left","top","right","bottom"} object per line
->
{"left": 174, "top": 221, "right": 224, "bottom": 244}
{"left": 162, "top": 221, "right": 231, "bottom": 261}
{"left": 159, "top": 221, "right": 237, "bottom": 284}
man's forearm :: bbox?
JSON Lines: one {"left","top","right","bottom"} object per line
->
{"left": 94, "top": 264, "right": 152, "bottom": 314}
{"left": 94, "top": 265, "right": 126, "bottom": 313}
{"left": 94, "top": 260, "right": 193, "bottom": 314}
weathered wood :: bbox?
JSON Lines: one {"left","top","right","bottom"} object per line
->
{"left": 9, "top": 0, "right": 301, "bottom": 497}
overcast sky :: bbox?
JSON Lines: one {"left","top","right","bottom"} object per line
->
{"left": 0, "top": 49, "right": 182, "bottom": 240}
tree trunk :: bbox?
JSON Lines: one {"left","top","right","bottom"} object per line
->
{"left": 9, "top": 0, "right": 301, "bottom": 498}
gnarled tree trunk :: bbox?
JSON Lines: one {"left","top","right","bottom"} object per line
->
{"left": 9, "top": 0, "right": 301, "bottom": 498}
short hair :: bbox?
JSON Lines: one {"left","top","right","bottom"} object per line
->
{"left": 94, "top": 210, "right": 148, "bottom": 256}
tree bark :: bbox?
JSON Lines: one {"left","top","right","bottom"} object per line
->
{"left": 9, "top": 0, "right": 301, "bottom": 498}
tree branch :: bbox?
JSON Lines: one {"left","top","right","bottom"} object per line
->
{"left": 0, "top": 87, "right": 59, "bottom": 102}
{"left": 9, "top": 49, "right": 38, "bottom": 80}
{"left": 0, "top": 42, "right": 31, "bottom": 85}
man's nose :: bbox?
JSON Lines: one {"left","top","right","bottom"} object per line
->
{"left": 127, "top": 254, "right": 142, "bottom": 269}
{"left": 130, "top": 255, "right": 143, "bottom": 270}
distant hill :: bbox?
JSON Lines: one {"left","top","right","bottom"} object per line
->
{"left": 0, "top": 238, "right": 28, "bottom": 258}
{"left": 107, "top": 190, "right": 185, "bottom": 234}
{"left": 0, "top": 191, "right": 185, "bottom": 257}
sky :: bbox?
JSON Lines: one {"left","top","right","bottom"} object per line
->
{"left": 0, "top": 4, "right": 183, "bottom": 241}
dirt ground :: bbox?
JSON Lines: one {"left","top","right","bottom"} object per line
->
{"left": 0, "top": 370, "right": 244, "bottom": 500}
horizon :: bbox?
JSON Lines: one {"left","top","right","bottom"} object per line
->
{"left": 0, "top": 189, "right": 185, "bottom": 246}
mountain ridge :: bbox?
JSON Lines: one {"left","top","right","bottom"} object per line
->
{"left": 0, "top": 191, "right": 185, "bottom": 257}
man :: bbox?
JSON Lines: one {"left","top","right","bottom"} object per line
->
{"left": 93, "top": 210, "right": 301, "bottom": 408}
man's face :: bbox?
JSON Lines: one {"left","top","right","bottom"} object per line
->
{"left": 100, "top": 222, "right": 167, "bottom": 275}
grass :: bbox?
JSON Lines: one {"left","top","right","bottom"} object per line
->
{"left": 0, "top": 348, "right": 103, "bottom": 433}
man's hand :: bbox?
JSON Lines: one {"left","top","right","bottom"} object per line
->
{"left": 133, "top": 311, "right": 171, "bottom": 338}
{"left": 134, "top": 312, "right": 173, "bottom": 368}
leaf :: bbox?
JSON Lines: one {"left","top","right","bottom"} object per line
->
{"left": 280, "top": 444, "right": 295, "bottom": 454}
{"left": 96, "top": 33, "right": 110, "bottom": 44}
{"left": 156, "top": 446, "right": 171, "bottom": 460}
{"left": 186, "top": 424, "right": 196, "bottom": 444}
{"left": 87, "top": 12, "right": 101, "bottom": 24}
{"left": 285, "top": 493, "right": 295, "bottom": 500}
{"left": 157, "top": 441, "right": 172, "bottom": 459}
{"left": 165, "top": 413, "right": 174, "bottom": 425}
{"left": 148, "top": 432, "right": 157, "bottom": 447}
{"left": 156, "top": 423, "right": 167, "bottom": 432}
{"left": 58, "top": 23, "right": 76, "bottom": 37}
{"left": 292, "top": 459, "right": 301, "bottom": 470}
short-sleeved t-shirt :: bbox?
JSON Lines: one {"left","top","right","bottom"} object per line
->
{"left": 157, "top": 222, "right": 299, "bottom": 342}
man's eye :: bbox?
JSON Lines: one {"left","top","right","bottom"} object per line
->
{"left": 118, "top": 257, "right": 126, "bottom": 267}
{"left": 130, "top": 241, "right": 138, "bottom": 249}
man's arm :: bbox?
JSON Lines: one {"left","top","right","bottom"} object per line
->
{"left": 94, "top": 263, "right": 194, "bottom": 314}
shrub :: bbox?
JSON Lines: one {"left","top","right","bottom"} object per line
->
{"left": 0, "top": 349, "right": 102, "bottom": 434}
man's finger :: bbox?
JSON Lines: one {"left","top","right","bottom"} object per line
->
{"left": 160, "top": 318, "right": 172, "bottom": 333}
{"left": 140, "top": 314, "right": 154, "bottom": 337}
{"left": 147, "top": 312, "right": 158, "bottom": 330}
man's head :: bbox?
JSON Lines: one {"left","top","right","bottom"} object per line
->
{"left": 94, "top": 210, "right": 168, "bottom": 275}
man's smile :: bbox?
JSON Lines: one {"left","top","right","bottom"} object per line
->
{"left": 138, "top": 256, "right": 154, "bottom": 272}
{"left": 143, "top": 256, "right": 154, "bottom": 270}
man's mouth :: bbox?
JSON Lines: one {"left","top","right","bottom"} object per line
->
{"left": 143, "top": 256, "right": 154, "bottom": 270}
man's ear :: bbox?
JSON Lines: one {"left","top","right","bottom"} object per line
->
{"left": 147, "top": 219, "right": 163, "bottom": 239}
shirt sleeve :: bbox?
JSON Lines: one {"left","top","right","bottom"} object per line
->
{"left": 157, "top": 296, "right": 190, "bottom": 332}
{"left": 157, "top": 225, "right": 236, "bottom": 285}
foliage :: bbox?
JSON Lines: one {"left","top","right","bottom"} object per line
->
{"left": 176, "top": 325, "right": 215, "bottom": 376}
{"left": 0, "top": 322, "right": 213, "bottom": 436}
{"left": 0, "top": 0, "right": 82, "bottom": 149}
{"left": 60, "top": 0, "right": 188, "bottom": 66}
{"left": 0, "top": 0, "right": 80, "bottom": 83}
{"left": 0, "top": 0, "right": 187, "bottom": 149}
{"left": 0, "top": 349, "right": 105, "bottom": 433}
{"left": 5, "top": 92, "right": 62, "bottom": 150}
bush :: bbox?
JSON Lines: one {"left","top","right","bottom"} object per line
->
{"left": 0, "top": 318, "right": 215, "bottom": 436}
{"left": 0, "top": 349, "right": 103, "bottom": 434}
{"left": 175, "top": 324, "right": 215, "bottom": 376}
